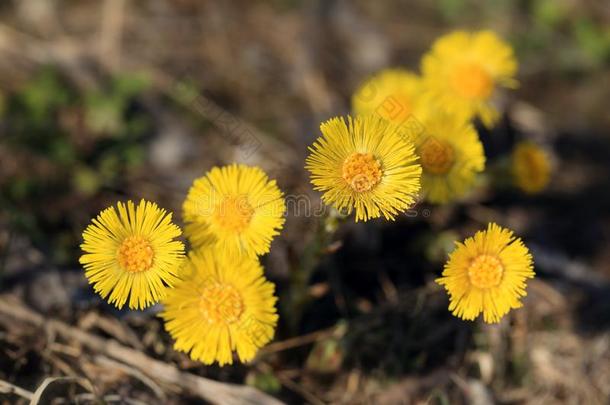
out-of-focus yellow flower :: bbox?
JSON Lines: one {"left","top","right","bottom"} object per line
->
{"left": 80, "top": 200, "right": 185, "bottom": 309}
{"left": 160, "top": 249, "right": 278, "bottom": 365}
{"left": 412, "top": 111, "right": 485, "bottom": 204}
{"left": 421, "top": 30, "right": 518, "bottom": 127}
{"left": 305, "top": 115, "right": 421, "bottom": 221}
{"left": 352, "top": 69, "right": 424, "bottom": 126}
{"left": 511, "top": 141, "right": 551, "bottom": 194}
{"left": 436, "top": 223, "right": 535, "bottom": 323}
{"left": 182, "top": 164, "right": 285, "bottom": 258}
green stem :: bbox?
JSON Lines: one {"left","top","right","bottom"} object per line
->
{"left": 283, "top": 209, "right": 345, "bottom": 334}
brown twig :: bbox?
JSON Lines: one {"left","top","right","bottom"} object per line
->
{"left": 30, "top": 376, "right": 97, "bottom": 405}
{"left": 258, "top": 326, "right": 335, "bottom": 356}
{"left": 0, "top": 379, "right": 34, "bottom": 400}
{"left": 78, "top": 312, "right": 144, "bottom": 350}
{"left": 0, "top": 295, "right": 284, "bottom": 405}
{"left": 146, "top": 67, "right": 298, "bottom": 166}
{"left": 95, "top": 355, "right": 167, "bottom": 401}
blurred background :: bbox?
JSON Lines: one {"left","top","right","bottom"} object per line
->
{"left": 0, "top": 0, "right": 609, "bottom": 404}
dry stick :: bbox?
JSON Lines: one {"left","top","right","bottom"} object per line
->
{"left": 94, "top": 355, "right": 166, "bottom": 401}
{"left": 30, "top": 376, "right": 97, "bottom": 405}
{"left": 258, "top": 326, "right": 335, "bottom": 355}
{"left": 145, "top": 66, "right": 299, "bottom": 165}
{"left": 0, "top": 296, "right": 284, "bottom": 405}
{"left": 0, "top": 379, "right": 34, "bottom": 400}
{"left": 78, "top": 312, "right": 144, "bottom": 350}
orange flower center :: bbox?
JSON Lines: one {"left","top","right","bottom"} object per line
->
{"left": 199, "top": 283, "right": 244, "bottom": 324}
{"left": 468, "top": 255, "right": 504, "bottom": 289}
{"left": 342, "top": 152, "right": 383, "bottom": 193}
{"left": 376, "top": 93, "right": 413, "bottom": 123}
{"left": 419, "top": 137, "right": 455, "bottom": 175}
{"left": 451, "top": 63, "right": 493, "bottom": 99}
{"left": 213, "top": 195, "right": 255, "bottom": 233}
{"left": 117, "top": 236, "right": 154, "bottom": 273}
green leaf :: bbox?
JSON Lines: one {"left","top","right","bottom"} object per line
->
{"left": 73, "top": 166, "right": 101, "bottom": 196}
{"left": 85, "top": 92, "right": 126, "bottom": 135}
{"left": 245, "top": 370, "right": 281, "bottom": 394}
{"left": 112, "top": 72, "right": 151, "bottom": 99}
{"left": 17, "top": 68, "right": 70, "bottom": 124}
{"left": 532, "top": 0, "right": 566, "bottom": 28}
{"left": 573, "top": 18, "right": 610, "bottom": 64}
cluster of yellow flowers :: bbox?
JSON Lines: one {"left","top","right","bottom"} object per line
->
{"left": 307, "top": 30, "right": 535, "bottom": 323}
{"left": 79, "top": 30, "right": 539, "bottom": 367}
{"left": 81, "top": 164, "right": 285, "bottom": 365}
{"left": 348, "top": 30, "right": 514, "bottom": 205}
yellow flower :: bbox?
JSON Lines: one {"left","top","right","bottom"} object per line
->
{"left": 160, "top": 249, "right": 278, "bottom": 365}
{"left": 352, "top": 69, "right": 424, "bottom": 126}
{"left": 413, "top": 111, "right": 485, "bottom": 204}
{"left": 421, "top": 30, "right": 518, "bottom": 127}
{"left": 80, "top": 200, "right": 185, "bottom": 310}
{"left": 511, "top": 141, "right": 551, "bottom": 194}
{"left": 436, "top": 223, "right": 535, "bottom": 323}
{"left": 305, "top": 115, "right": 421, "bottom": 221}
{"left": 182, "top": 164, "right": 286, "bottom": 257}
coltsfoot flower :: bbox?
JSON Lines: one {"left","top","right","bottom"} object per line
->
{"left": 421, "top": 30, "right": 518, "bottom": 127}
{"left": 160, "top": 249, "right": 278, "bottom": 365}
{"left": 413, "top": 111, "right": 485, "bottom": 204}
{"left": 436, "top": 223, "right": 535, "bottom": 323}
{"left": 511, "top": 141, "right": 552, "bottom": 194}
{"left": 352, "top": 69, "right": 424, "bottom": 127}
{"left": 305, "top": 115, "right": 421, "bottom": 221}
{"left": 182, "top": 164, "right": 286, "bottom": 258}
{"left": 80, "top": 200, "right": 185, "bottom": 309}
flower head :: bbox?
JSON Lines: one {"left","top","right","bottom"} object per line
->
{"left": 182, "top": 164, "right": 285, "bottom": 257}
{"left": 511, "top": 141, "right": 552, "bottom": 194}
{"left": 413, "top": 111, "right": 485, "bottom": 204}
{"left": 305, "top": 115, "right": 421, "bottom": 221}
{"left": 80, "top": 200, "right": 185, "bottom": 309}
{"left": 160, "top": 249, "right": 278, "bottom": 365}
{"left": 352, "top": 69, "right": 424, "bottom": 126}
{"left": 421, "top": 30, "right": 518, "bottom": 127}
{"left": 436, "top": 223, "right": 535, "bottom": 323}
